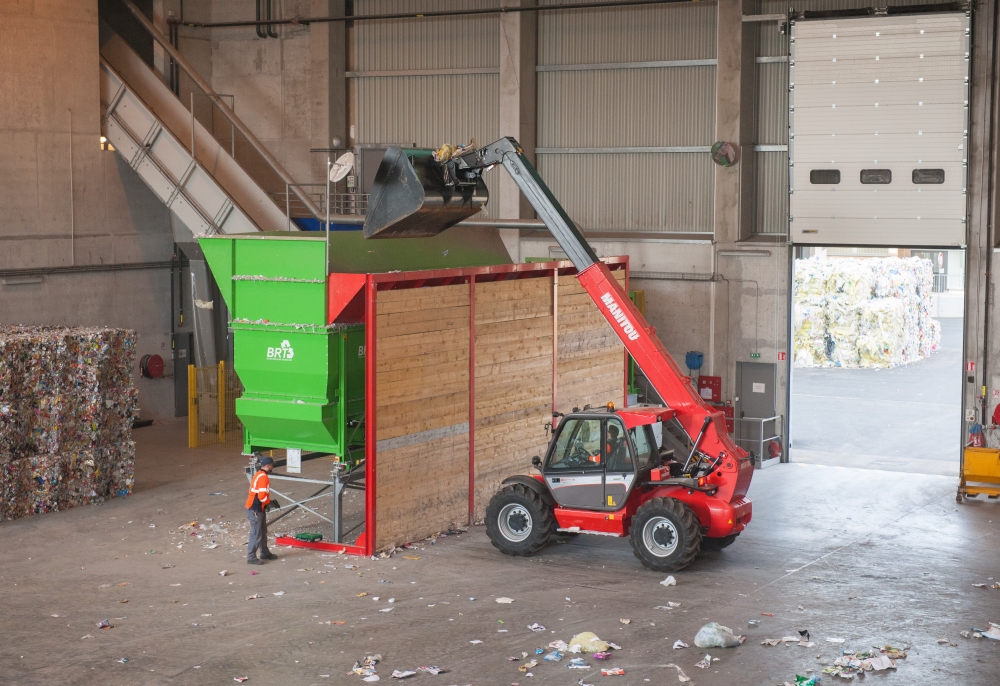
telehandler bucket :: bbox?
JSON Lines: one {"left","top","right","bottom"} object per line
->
{"left": 363, "top": 147, "right": 488, "bottom": 239}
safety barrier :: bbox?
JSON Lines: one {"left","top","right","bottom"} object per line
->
{"left": 187, "top": 362, "right": 244, "bottom": 450}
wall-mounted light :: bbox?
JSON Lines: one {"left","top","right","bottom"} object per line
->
{"left": 100, "top": 136, "right": 114, "bottom": 152}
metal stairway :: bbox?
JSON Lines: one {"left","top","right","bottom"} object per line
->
{"left": 99, "top": 31, "right": 310, "bottom": 236}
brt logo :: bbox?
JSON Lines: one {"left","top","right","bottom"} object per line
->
{"left": 267, "top": 340, "right": 295, "bottom": 360}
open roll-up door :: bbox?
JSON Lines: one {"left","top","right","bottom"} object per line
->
{"left": 789, "top": 12, "right": 970, "bottom": 246}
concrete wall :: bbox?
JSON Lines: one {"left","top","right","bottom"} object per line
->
{"left": 0, "top": 0, "right": 178, "bottom": 419}
{"left": 192, "top": 0, "right": 344, "bottom": 191}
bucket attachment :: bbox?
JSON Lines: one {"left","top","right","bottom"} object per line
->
{"left": 363, "top": 147, "right": 489, "bottom": 239}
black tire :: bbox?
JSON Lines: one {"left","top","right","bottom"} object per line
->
{"left": 485, "top": 483, "right": 555, "bottom": 556}
{"left": 701, "top": 534, "right": 738, "bottom": 551}
{"left": 629, "top": 497, "right": 701, "bottom": 572}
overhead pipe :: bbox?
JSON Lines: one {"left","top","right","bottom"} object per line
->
{"left": 118, "top": 0, "right": 323, "bottom": 221}
{"left": 266, "top": 0, "right": 279, "bottom": 38}
{"left": 175, "top": 0, "right": 713, "bottom": 29}
{"left": 255, "top": 0, "right": 267, "bottom": 38}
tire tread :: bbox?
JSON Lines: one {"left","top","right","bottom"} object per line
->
{"left": 485, "top": 483, "right": 555, "bottom": 556}
{"left": 628, "top": 497, "right": 701, "bottom": 571}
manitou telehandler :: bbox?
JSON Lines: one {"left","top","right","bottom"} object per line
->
{"left": 363, "top": 137, "right": 754, "bottom": 571}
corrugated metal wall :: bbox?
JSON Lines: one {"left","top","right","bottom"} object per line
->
{"left": 537, "top": 0, "right": 717, "bottom": 232}
{"left": 754, "top": 14, "right": 790, "bottom": 234}
{"left": 354, "top": 0, "right": 499, "bottom": 70}
{"left": 352, "top": 0, "right": 504, "bottom": 217}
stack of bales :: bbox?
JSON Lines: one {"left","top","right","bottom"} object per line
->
{"left": 0, "top": 326, "right": 138, "bottom": 520}
{"left": 793, "top": 257, "right": 941, "bottom": 369}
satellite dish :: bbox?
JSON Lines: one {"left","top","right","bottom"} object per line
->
{"left": 330, "top": 151, "right": 355, "bottom": 182}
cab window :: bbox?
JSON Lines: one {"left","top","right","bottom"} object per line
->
{"left": 547, "top": 418, "right": 602, "bottom": 470}
{"left": 606, "top": 418, "right": 634, "bottom": 472}
{"left": 629, "top": 425, "right": 658, "bottom": 470}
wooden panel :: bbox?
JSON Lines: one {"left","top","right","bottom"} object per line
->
{"left": 376, "top": 283, "right": 470, "bottom": 442}
{"left": 375, "top": 431, "right": 470, "bottom": 548}
{"left": 371, "top": 268, "right": 628, "bottom": 548}
{"left": 375, "top": 283, "right": 470, "bottom": 548}
{"left": 557, "top": 270, "right": 626, "bottom": 415}
{"left": 473, "top": 278, "right": 553, "bottom": 519}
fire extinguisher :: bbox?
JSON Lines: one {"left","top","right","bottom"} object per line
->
{"left": 768, "top": 438, "right": 782, "bottom": 460}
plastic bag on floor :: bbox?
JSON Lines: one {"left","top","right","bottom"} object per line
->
{"left": 694, "top": 622, "right": 745, "bottom": 648}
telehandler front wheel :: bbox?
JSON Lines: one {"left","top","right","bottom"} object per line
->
{"left": 485, "top": 484, "right": 555, "bottom": 556}
{"left": 629, "top": 497, "right": 701, "bottom": 572}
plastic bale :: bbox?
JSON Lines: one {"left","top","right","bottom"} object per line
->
{"left": 105, "top": 441, "right": 136, "bottom": 498}
{"left": 27, "top": 453, "right": 63, "bottom": 514}
{"left": 1, "top": 457, "right": 32, "bottom": 521}
{"left": 0, "top": 399, "right": 31, "bottom": 462}
{"left": 59, "top": 449, "right": 101, "bottom": 509}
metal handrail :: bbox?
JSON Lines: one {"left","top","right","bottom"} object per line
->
{"left": 119, "top": 0, "right": 323, "bottom": 222}
{"left": 732, "top": 415, "right": 783, "bottom": 464}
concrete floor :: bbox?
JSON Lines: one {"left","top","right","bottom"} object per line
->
{"left": 790, "top": 317, "right": 964, "bottom": 476}
{"left": 2, "top": 419, "right": 999, "bottom": 685}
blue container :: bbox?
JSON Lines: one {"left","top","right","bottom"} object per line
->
{"left": 685, "top": 351, "right": 704, "bottom": 370}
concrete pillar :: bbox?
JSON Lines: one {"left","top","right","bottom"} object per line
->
{"left": 496, "top": 0, "right": 537, "bottom": 261}
{"left": 713, "top": 0, "right": 756, "bottom": 245}
{"left": 711, "top": 0, "right": 756, "bottom": 389}
{"left": 311, "top": 0, "right": 348, "bottom": 182}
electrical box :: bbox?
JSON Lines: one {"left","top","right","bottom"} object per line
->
{"left": 711, "top": 403, "right": 734, "bottom": 434}
{"left": 698, "top": 375, "right": 722, "bottom": 403}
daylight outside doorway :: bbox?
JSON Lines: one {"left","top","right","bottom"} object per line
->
{"left": 789, "top": 246, "right": 964, "bottom": 476}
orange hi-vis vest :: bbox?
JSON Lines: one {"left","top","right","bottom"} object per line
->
{"left": 246, "top": 470, "right": 271, "bottom": 509}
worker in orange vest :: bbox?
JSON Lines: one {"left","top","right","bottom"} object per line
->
{"left": 246, "top": 456, "right": 277, "bottom": 565}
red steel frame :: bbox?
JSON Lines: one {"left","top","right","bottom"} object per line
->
{"left": 278, "top": 258, "right": 628, "bottom": 556}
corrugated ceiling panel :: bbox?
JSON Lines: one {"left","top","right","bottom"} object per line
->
{"left": 536, "top": 153, "right": 714, "bottom": 232}
{"left": 755, "top": 151, "right": 788, "bottom": 234}
{"left": 537, "top": 0, "right": 716, "bottom": 64}
{"left": 354, "top": 0, "right": 500, "bottom": 70}
{"left": 538, "top": 66, "right": 716, "bottom": 147}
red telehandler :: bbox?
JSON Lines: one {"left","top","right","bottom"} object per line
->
{"left": 364, "top": 138, "right": 753, "bottom": 571}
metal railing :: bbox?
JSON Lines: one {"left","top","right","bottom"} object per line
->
{"left": 733, "top": 415, "right": 783, "bottom": 465}
{"left": 932, "top": 273, "right": 963, "bottom": 293}
{"left": 187, "top": 362, "right": 244, "bottom": 450}
{"left": 270, "top": 184, "right": 369, "bottom": 229}
{"left": 120, "top": 0, "right": 323, "bottom": 221}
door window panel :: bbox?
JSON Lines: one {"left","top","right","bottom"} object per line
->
{"left": 547, "top": 419, "right": 603, "bottom": 470}
{"left": 630, "top": 425, "right": 658, "bottom": 470}
{"left": 605, "top": 419, "right": 633, "bottom": 472}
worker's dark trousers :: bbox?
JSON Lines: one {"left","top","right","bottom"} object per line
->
{"left": 246, "top": 508, "right": 271, "bottom": 561}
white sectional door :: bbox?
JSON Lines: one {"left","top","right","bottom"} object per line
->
{"left": 789, "top": 13, "right": 970, "bottom": 246}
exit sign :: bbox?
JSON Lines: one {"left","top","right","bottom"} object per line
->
{"left": 750, "top": 352, "right": 761, "bottom": 359}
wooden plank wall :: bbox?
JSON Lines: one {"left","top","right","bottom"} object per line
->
{"left": 374, "top": 284, "right": 470, "bottom": 549}
{"left": 556, "top": 270, "right": 627, "bottom": 414}
{"left": 473, "top": 278, "right": 554, "bottom": 520}
{"left": 371, "top": 267, "right": 628, "bottom": 550}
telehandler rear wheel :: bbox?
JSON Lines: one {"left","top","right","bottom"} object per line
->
{"left": 629, "top": 497, "right": 701, "bottom": 572}
{"left": 486, "top": 483, "right": 555, "bottom": 556}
